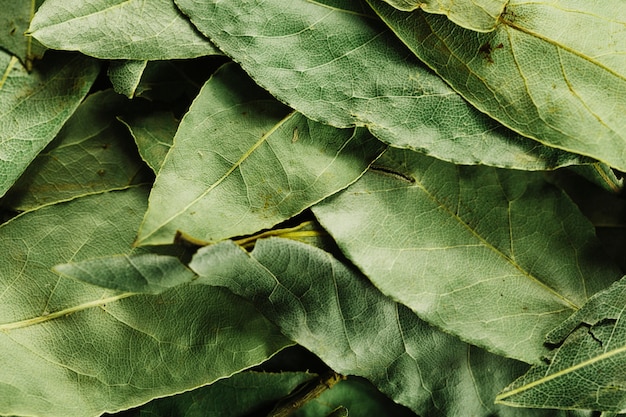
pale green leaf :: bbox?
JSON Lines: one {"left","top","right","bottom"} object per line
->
{"left": 108, "top": 60, "right": 148, "bottom": 98}
{"left": 312, "top": 148, "right": 622, "bottom": 364}
{"left": 381, "top": 0, "right": 506, "bottom": 31}
{"left": 189, "top": 238, "right": 576, "bottom": 417}
{"left": 29, "top": 0, "right": 221, "bottom": 60}
{"left": 0, "top": 51, "right": 99, "bottom": 198}
{"left": 496, "top": 276, "right": 626, "bottom": 412}
{"left": 0, "top": 89, "right": 151, "bottom": 211}
{"left": 118, "top": 109, "right": 178, "bottom": 174}
{"left": 136, "top": 63, "right": 385, "bottom": 246}
{"left": 54, "top": 254, "right": 196, "bottom": 295}
{"left": 0, "top": 189, "right": 291, "bottom": 417}
{"left": 369, "top": 0, "right": 626, "bottom": 170}
{"left": 175, "top": 0, "right": 591, "bottom": 170}
{"left": 0, "top": 0, "right": 45, "bottom": 67}
{"left": 125, "top": 371, "right": 316, "bottom": 417}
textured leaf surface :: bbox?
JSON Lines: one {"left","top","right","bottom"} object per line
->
{"left": 55, "top": 254, "right": 196, "bottom": 295}
{"left": 175, "top": 0, "right": 590, "bottom": 170}
{"left": 381, "top": 0, "right": 506, "bottom": 31}
{"left": 312, "top": 148, "right": 621, "bottom": 363}
{"left": 0, "top": 189, "right": 291, "bottom": 417}
{"left": 1, "top": 90, "right": 151, "bottom": 210}
{"left": 136, "top": 63, "right": 385, "bottom": 246}
{"left": 29, "top": 0, "right": 220, "bottom": 60}
{"left": 190, "top": 238, "right": 575, "bottom": 417}
{"left": 369, "top": 0, "right": 626, "bottom": 170}
{"left": 124, "top": 371, "right": 316, "bottom": 417}
{"left": 119, "top": 109, "right": 177, "bottom": 174}
{"left": 496, "top": 276, "right": 626, "bottom": 412}
{"left": 0, "top": 51, "right": 99, "bottom": 197}
{"left": 108, "top": 60, "right": 148, "bottom": 98}
{"left": 0, "top": 0, "right": 46, "bottom": 66}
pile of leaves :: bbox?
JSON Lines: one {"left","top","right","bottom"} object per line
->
{"left": 1, "top": 0, "right": 625, "bottom": 416}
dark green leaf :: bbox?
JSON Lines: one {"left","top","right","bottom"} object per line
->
{"left": 0, "top": 0, "right": 45, "bottom": 67}
{"left": 312, "top": 148, "right": 621, "bottom": 363}
{"left": 0, "top": 51, "right": 99, "bottom": 197}
{"left": 369, "top": 0, "right": 626, "bottom": 170}
{"left": 136, "top": 63, "right": 385, "bottom": 246}
{"left": 174, "top": 0, "right": 590, "bottom": 170}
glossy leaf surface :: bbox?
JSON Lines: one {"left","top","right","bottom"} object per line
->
{"left": 0, "top": 51, "right": 99, "bottom": 197}
{"left": 369, "top": 0, "right": 626, "bottom": 170}
{"left": 175, "top": 0, "right": 590, "bottom": 170}
{"left": 312, "top": 148, "right": 622, "bottom": 363}
{"left": 0, "top": 189, "right": 290, "bottom": 417}
{"left": 136, "top": 63, "right": 385, "bottom": 246}
{"left": 29, "top": 0, "right": 220, "bottom": 60}
{"left": 190, "top": 238, "right": 572, "bottom": 417}
{"left": 1, "top": 89, "right": 150, "bottom": 210}
{"left": 381, "top": 0, "right": 506, "bottom": 31}
{"left": 497, "top": 276, "right": 626, "bottom": 412}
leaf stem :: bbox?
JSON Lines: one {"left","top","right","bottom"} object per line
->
{"left": 268, "top": 371, "right": 346, "bottom": 417}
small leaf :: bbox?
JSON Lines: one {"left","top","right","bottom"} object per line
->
{"left": 0, "top": 0, "right": 46, "bottom": 67}
{"left": 175, "top": 0, "right": 592, "bottom": 170}
{"left": 1, "top": 89, "right": 151, "bottom": 211}
{"left": 312, "top": 148, "right": 622, "bottom": 363}
{"left": 29, "top": 0, "right": 221, "bottom": 60}
{"left": 369, "top": 0, "right": 626, "bottom": 170}
{"left": 380, "top": 0, "right": 506, "bottom": 32}
{"left": 54, "top": 254, "right": 196, "bottom": 295}
{"left": 136, "top": 62, "right": 385, "bottom": 246}
{"left": 108, "top": 60, "right": 148, "bottom": 98}
{"left": 0, "top": 51, "right": 99, "bottom": 197}
{"left": 189, "top": 238, "right": 571, "bottom": 417}
{"left": 0, "top": 189, "right": 291, "bottom": 417}
{"left": 496, "top": 276, "right": 626, "bottom": 412}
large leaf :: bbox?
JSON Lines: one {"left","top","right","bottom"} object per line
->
{"left": 369, "top": 0, "right": 626, "bottom": 170}
{"left": 174, "top": 0, "right": 591, "bottom": 171}
{"left": 136, "top": 63, "right": 385, "bottom": 246}
{"left": 189, "top": 238, "right": 581, "bottom": 417}
{"left": 381, "top": 0, "right": 506, "bottom": 32}
{"left": 312, "top": 148, "right": 622, "bottom": 364}
{"left": 0, "top": 189, "right": 291, "bottom": 417}
{"left": 29, "top": 0, "right": 221, "bottom": 60}
{"left": 496, "top": 276, "right": 626, "bottom": 412}
{"left": 1, "top": 89, "right": 151, "bottom": 211}
{"left": 0, "top": 51, "right": 99, "bottom": 198}
{"left": 0, "top": 0, "right": 46, "bottom": 67}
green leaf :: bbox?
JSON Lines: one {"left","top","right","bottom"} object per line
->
{"left": 0, "top": 0, "right": 46, "bottom": 67}
{"left": 0, "top": 51, "right": 99, "bottom": 198}
{"left": 0, "top": 189, "right": 291, "bottom": 417}
{"left": 175, "top": 0, "right": 591, "bottom": 170}
{"left": 124, "top": 371, "right": 316, "bottom": 417}
{"left": 29, "top": 0, "right": 221, "bottom": 60}
{"left": 312, "top": 148, "right": 622, "bottom": 364}
{"left": 380, "top": 0, "right": 506, "bottom": 32}
{"left": 496, "top": 276, "right": 626, "bottom": 412}
{"left": 54, "top": 254, "right": 196, "bottom": 295}
{"left": 118, "top": 109, "right": 178, "bottom": 174}
{"left": 136, "top": 63, "right": 385, "bottom": 246}
{"left": 1, "top": 89, "right": 151, "bottom": 211}
{"left": 189, "top": 238, "right": 571, "bottom": 417}
{"left": 368, "top": 0, "right": 626, "bottom": 170}
{"left": 108, "top": 60, "right": 148, "bottom": 98}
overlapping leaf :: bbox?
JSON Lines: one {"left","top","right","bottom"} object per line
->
{"left": 1, "top": 89, "right": 151, "bottom": 210}
{"left": 175, "top": 0, "right": 591, "bottom": 170}
{"left": 0, "top": 51, "right": 99, "bottom": 198}
{"left": 29, "top": 0, "right": 221, "bottom": 60}
{"left": 312, "top": 148, "right": 622, "bottom": 363}
{"left": 0, "top": 0, "right": 46, "bottom": 67}
{"left": 496, "top": 276, "right": 626, "bottom": 412}
{"left": 136, "top": 63, "right": 385, "bottom": 246}
{"left": 0, "top": 189, "right": 291, "bottom": 417}
{"left": 369, "top": 0, "right": 626, "bottom": 170}
{"left": 189, "top": 237, "right": 581, "bottom": 417}
{"left": 108, "top": 60, "right": 148, "bottom": 98}
{"left": 381, "top": 0, "right": 506, "bottom": 31}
